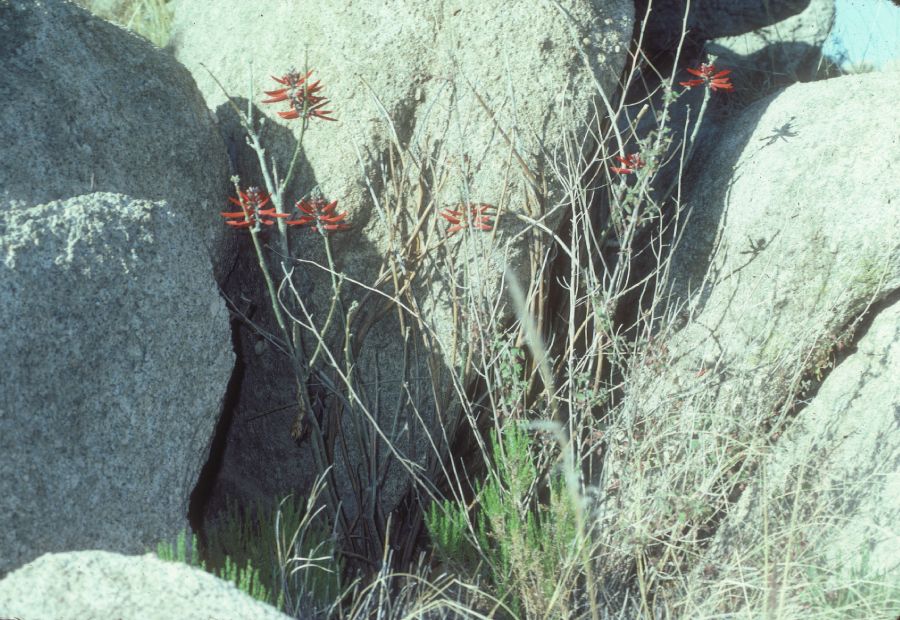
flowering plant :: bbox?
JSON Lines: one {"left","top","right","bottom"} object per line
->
{"left": 610, "top": 153, "right": 645, "bottom": 175}
{"left": 220, "top": 187, "right": 285, "bottom": 229}
{"left": 440, "top": 202, "right": 496, "bottom": 235}
{"left": 202, "top": 63, "right": 389, "bottom": 583}
{"left": 262, "top": 69, "right": 337, "bottom": 122}
{"left": 219, "top": 68, "right": 342, "bottom": 234}
{"left": 207, "top": 64, "right": 353, "bottom": 453}
{"left": 286, "top": 198, "right": 350, "bottom": 233}
{"left": 679, "top": 63, "right": 733, "bottom": 92}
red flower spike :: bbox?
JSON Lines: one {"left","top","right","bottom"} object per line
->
{"left": 286, "top": 216, "right": 315, "bottom": 226}
{"left": 262, "top": 90, "right": 290, "bottom": 103}
{"left": 679, "top": 63, "right": 734, "bottom": 92}
{"left": 221, "top": 186, "right": 275, "bottom": 230}
{"left": 287, "top": 198, "right": 350, "bottom": 233}
{"left": 257, "top": 209, "right": 290, "bottom": 219}
{"left": 263, "top": 69, "right": 337, "bottom": 122}
{"left": 440, "top": 203, "right": 495, "bottom": 236}
{"left": 271, "top": 69, "right": 313, "bottom": 87}
{"left": 225, "top": 220, "right": 252, "bottom": 229}
{"left": 610, "top": 153, "right": 646, "bottom": 175}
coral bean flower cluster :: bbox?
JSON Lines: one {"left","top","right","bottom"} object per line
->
{"left": 286, "top": 198, "right": 350, "bottom": 233}
{"left": 440, "top": 203, "right": 495, "bottom": 235}
{"left": 220, "top": 187, "right": 286, "bottom": 228}
{"left": 263, "top": 69, "right": 336, "bottom": 122}
{"left": 610, "top": 153, "right": 645, "bottom": 175}
{"left": 222, "top": 190, "right": 350, "bottom": 233}
{"left": 679, "top": 63, "right": 734, "bottom": 92}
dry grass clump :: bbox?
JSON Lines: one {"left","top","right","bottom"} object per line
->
{"left": 72, "top": 0, "right": 172, "bottom": 47}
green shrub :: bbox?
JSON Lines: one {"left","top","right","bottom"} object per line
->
{"left": 154, "top": 492, "right": 341, "bottom": 615}
{"left": 155, "top": 528, "right": 276, "bottom": 607}
{"left": 427, "top": 424, "right": 581, "bottom": 617}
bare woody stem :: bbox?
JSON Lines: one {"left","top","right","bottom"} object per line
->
{"left": 309, "top": 233, "right": 344, "bottom": 368}
{"left": 281, "top": 54, "right": 313, "bottom": 198}
{"left": 231, "top": 179, "right": 293, "bottom": 356}
{"left": 281, "top": 116, "right": 308, "bottom": 202}
{"left": 654, "top": 84, "right": 711, "bottom": 206}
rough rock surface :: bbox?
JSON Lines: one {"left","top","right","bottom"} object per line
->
{"left": 0, "top": 193, "right": 233, "bottom": 575}
{"left": 634, "top": 0, "right": 814, "bottom": 55}
{"left": 687, "top": 296, "right": 900, "bottom": 615}
{"left": 669, "top": 71, "right": 900, "bottom": 342}
{"left": 598, "top": 71, "right": 900, "bottom": 592}
{"left": 0, "top": 550, "right": 292, "bottom": 620}
{"left": 0, "top": 0, "right": 231, "bottom": 273}
{"left": 170, "top": 0, "right": 634, "bottom": 517}
{"left": 618, "top": 0, "right": 835, "bottom": 211}
{"left": 705, "top": 0, "right": 835, "bottom": 101}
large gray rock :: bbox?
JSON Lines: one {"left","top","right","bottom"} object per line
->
{"left": 635, "top": 0, "right": 814, "bottom": 54}
{"left": 0, "top": 193, "right": 234, "bottom": 575}
{"left": 597, "top": 71, "right": 900, "bottom": 585}
{"left": 669, "top": 70, "right": 900, "bottom": 333}
{"left": 617, "top": 0, "right": 835, "bottom": 213}
{"left": 705, "top": 0, "right": 835, "bottom": 101}
{"left": 170, "top": 0, "right": 634, "bottom": 519}
{"left": 684, "top": 296, "right": 900, "bottom": 616}
{"left": 0, "top": 0, "right": 231, "bottom": 274}
{"left": 0, "top": 550, "right": 291, "bottom": 620}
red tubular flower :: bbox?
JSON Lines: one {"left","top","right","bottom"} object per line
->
{"left": 286, "top": 198, "right": 350, "bottom": 233}
{"left": 221, "top": 186, "right": 283, "bottom": 229}
{"left": 440, "top": 203, "right": 495, "bottom": 236}
{"left": 610, "top": 153, "right": 645, "bottom": 175}
{"left": 263, "top": 69, "right": 337, "bottom": 122}
{"left": 262, "top": 69, "right": 313, "bottom": 102}
{"left": 679, "top": 63, "right": 734, "bottom": 92}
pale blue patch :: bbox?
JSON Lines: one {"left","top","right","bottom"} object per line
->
{"left": 823, "top": 0, "right": 900, "bottom": 70}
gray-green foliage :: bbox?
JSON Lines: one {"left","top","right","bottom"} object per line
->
{"left": 204, "top": 494, "right": 341, "bottom": 614}
{"left": 155, "top": 528, "right": 276, "bottom": 607}
{"left": 154, "top": 494, "right": 341, "bottom": 615}
{"left": 493, "top": 337, "right": 529, "bottom": 410}
{"left": 427, "top": 424, "right": 579, "bottom": 616}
